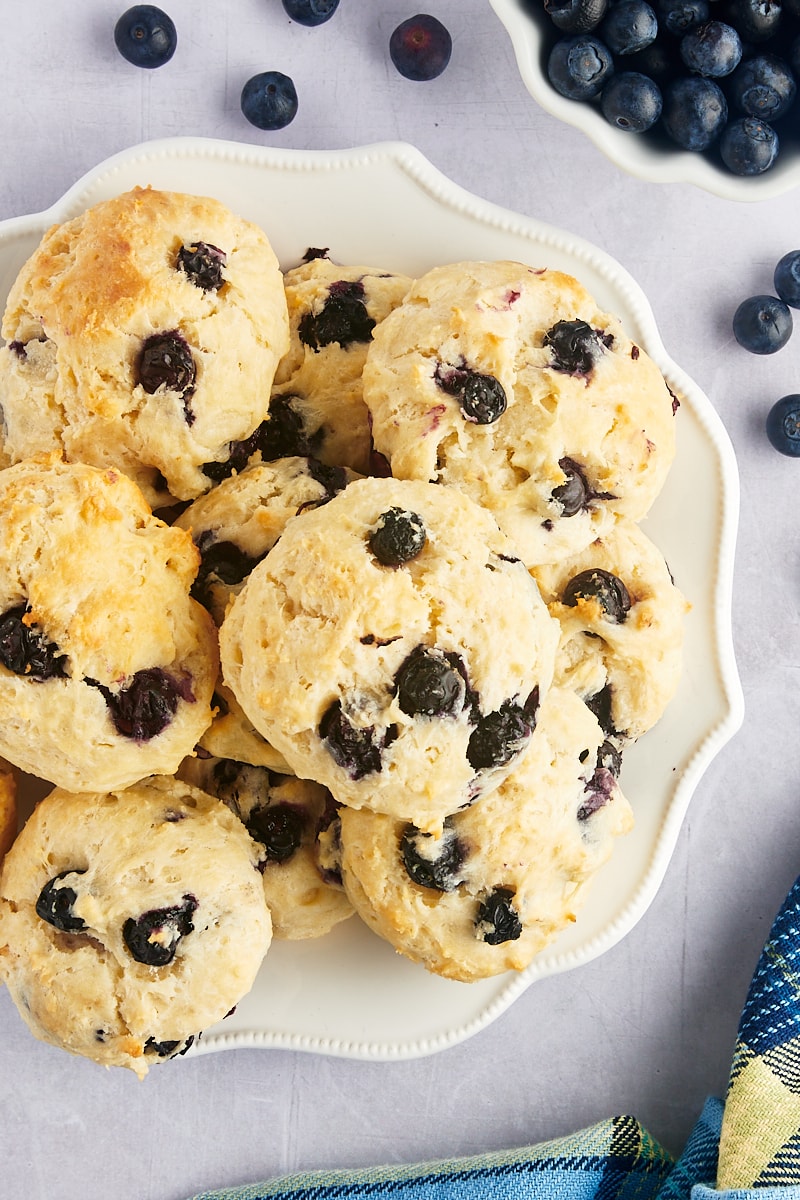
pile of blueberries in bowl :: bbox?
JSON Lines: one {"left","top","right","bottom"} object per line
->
{"left": 491, "top": 0, "right": 800, "bottom": 194}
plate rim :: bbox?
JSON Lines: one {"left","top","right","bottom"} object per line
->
{"left": 0, "top": 136, "right": 745, "bottom": 1061}
{"left": 488, "top": 0, "right": 800, "bottom": 203}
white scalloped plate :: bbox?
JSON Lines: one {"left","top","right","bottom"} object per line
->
{"left": 490, "top": 0, "right": 800, "bottom": 202}
{"left": 1, "top": 137, "right": 743, "bottom": 1061}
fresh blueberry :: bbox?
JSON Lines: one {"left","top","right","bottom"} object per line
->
{"left": 0, "top": 605, "right": 67, "bottom": 681}
{"left": 241, "top": 71, "right": 298, "bottom": 130}
{"left": 662, "top": 76, "right": 728, "bottom": 150}
{"left": 600, "top": 0, "right": 658, "bottom": 54}
{"left": 774, "top": 251, "right": 800, "bottom": 309}
{"left": 122, "top": 895, "right": 198, "bottom": 967}
{"left": 726, "top": 0, "right": 783, "bottom": 42}
{"left": 680, "top": 21, "right": 742, "bottom": 77}
{"left": 766, "top": 394, "right": 800, "bottom": 456}
{"left": 729, "top": 55, "right": 796, "bottom": 121}
{"left": 732, "top": 293, "right": 792, "bottom": 353}
{"left": 394, "top": 646, "right": 466, "bottom": 718}
{"left": 389, "top": 14, "right": 452, "bottom": 81}
{"left": 544, "top": 319, "right": 611, "bottom": 374}
{"left": 114, "top": 5, "right": 176, "bottom": 68}
{"left": 544, "top": 0, "right": 609, "bottom": 32}
{"left": 400, "top": 821, "right": 467, "bottom": 891}
{"left": 298, "top": 280, "right": 375, "bottom": 349}
{"left": 282, "top": 0, "right": 340, "bottom": 26}
{"left": 36, "top": 871, "right": 87, "bottom": 933}
{"left": 547, "top": 34, "right": 615, "bottom": 99}
{"left": 791, "top": 35, "right": 800, "bottom": 79}
{"left": 658, "top": 0, "right": 710, "bottom": 36}
{"left": 475, "top": 887, "right": 523, "bottom": 945}
{"left": 88, "top": 668, "right": 195, "bottom": 741}
{"left": 368, "top": 508, "right": 427, "bottom": 566}
{"left": 562, "top": 568, "right": 632, "bottom": 622}
{"left": 720, "top": 117, "right": 779, "bottom": 175}
{"left": 601, "top": 71, "right": 663, "bottom": 130}
{"left": 177, "top": 243, "right": 226, "bottom": 292}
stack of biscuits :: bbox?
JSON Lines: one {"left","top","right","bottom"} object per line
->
{"left": 0, "top": 186, "right": 687, "bottom": 1074}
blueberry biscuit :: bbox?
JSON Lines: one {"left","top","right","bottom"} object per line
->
{"left": 532, "top": 518, "right": 687, "bottom": 743}
{"left": 175, "top": 455, "right": 358, "bottom": 769}
{"left": 0, "top": 758, "right": 17, "bottom": 863}
{"left": 175, "top": 455, "right": 358, "bottom": 626}
{"left": 268, "top": 252, "right": 413, "bottom": 475}
{"left": 0, "top": 186, "right": 289, "bottom": 505}
{"left": 0, "top": 775, "right": 271, "bottom": 1076}
{"left": 180, "top": 755, "right": 353, "bottom": 940}
{"left": 339, "top": 687, "right": 633, "bottom": 982}
{"left": 219, "top": 476, "right": 560, "bottom": 831}
{"left": 0, "top": 455, "right": 218, "bottom": 791}
{"left": 362, "top": 260, "right": 677, "bottom": 567}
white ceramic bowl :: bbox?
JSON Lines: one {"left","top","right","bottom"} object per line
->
{"left": 490, "top": 0, "right": 800, "bottom": 201}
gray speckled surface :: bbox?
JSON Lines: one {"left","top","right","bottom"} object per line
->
{"left": 1, "top": 2, "right": 797, "bottom": 1196}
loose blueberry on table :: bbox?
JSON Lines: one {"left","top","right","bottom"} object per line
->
{"left": 766, "top": 395, "right": 800, "bottom": 457}
{"left": 732, "top": 294, "right": 792, "bottom": 354}
{"left": 774, "top": 251, "right": 800, "bottom": 309}
{"left": 241, "top": 71, "right": 299, "bottom": 130}
{"left": 282, "top": 0, "right": 340, "bottom": 26}
{"left": 389, "top": 14, "right": 452, "bottom": 81}
{"left": 114, "top": 5, "right": 177, "bottom": 68}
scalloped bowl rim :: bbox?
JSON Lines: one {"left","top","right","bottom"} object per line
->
{"left": 0, "top": 136, "right": 744, "bottom": 1062}
{"left": 490, "top": 0, "right": 800, "bottom": 202}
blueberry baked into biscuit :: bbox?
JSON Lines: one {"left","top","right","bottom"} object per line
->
{"left": 0, "top": 776, "right": 271, "bottom": 1076}
{"left": 0, "top": 186, "right": 290, "bottom": 505}
{"left": 180, "top": 755, "right": 354, "bottom": 941}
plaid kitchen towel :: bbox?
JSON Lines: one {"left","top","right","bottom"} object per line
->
{"left": 187, "top": 874, "right": 800, "bottom": 1200}
{"left": 717, "top": 875, "right": 800, "bottom": 1190}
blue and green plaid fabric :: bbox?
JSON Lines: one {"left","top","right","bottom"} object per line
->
{"left": 718, "top": 876, "right": 800, "bottom": 1190}
{"left": 187, "top": 875, "right": 800, "bottom": 1200}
